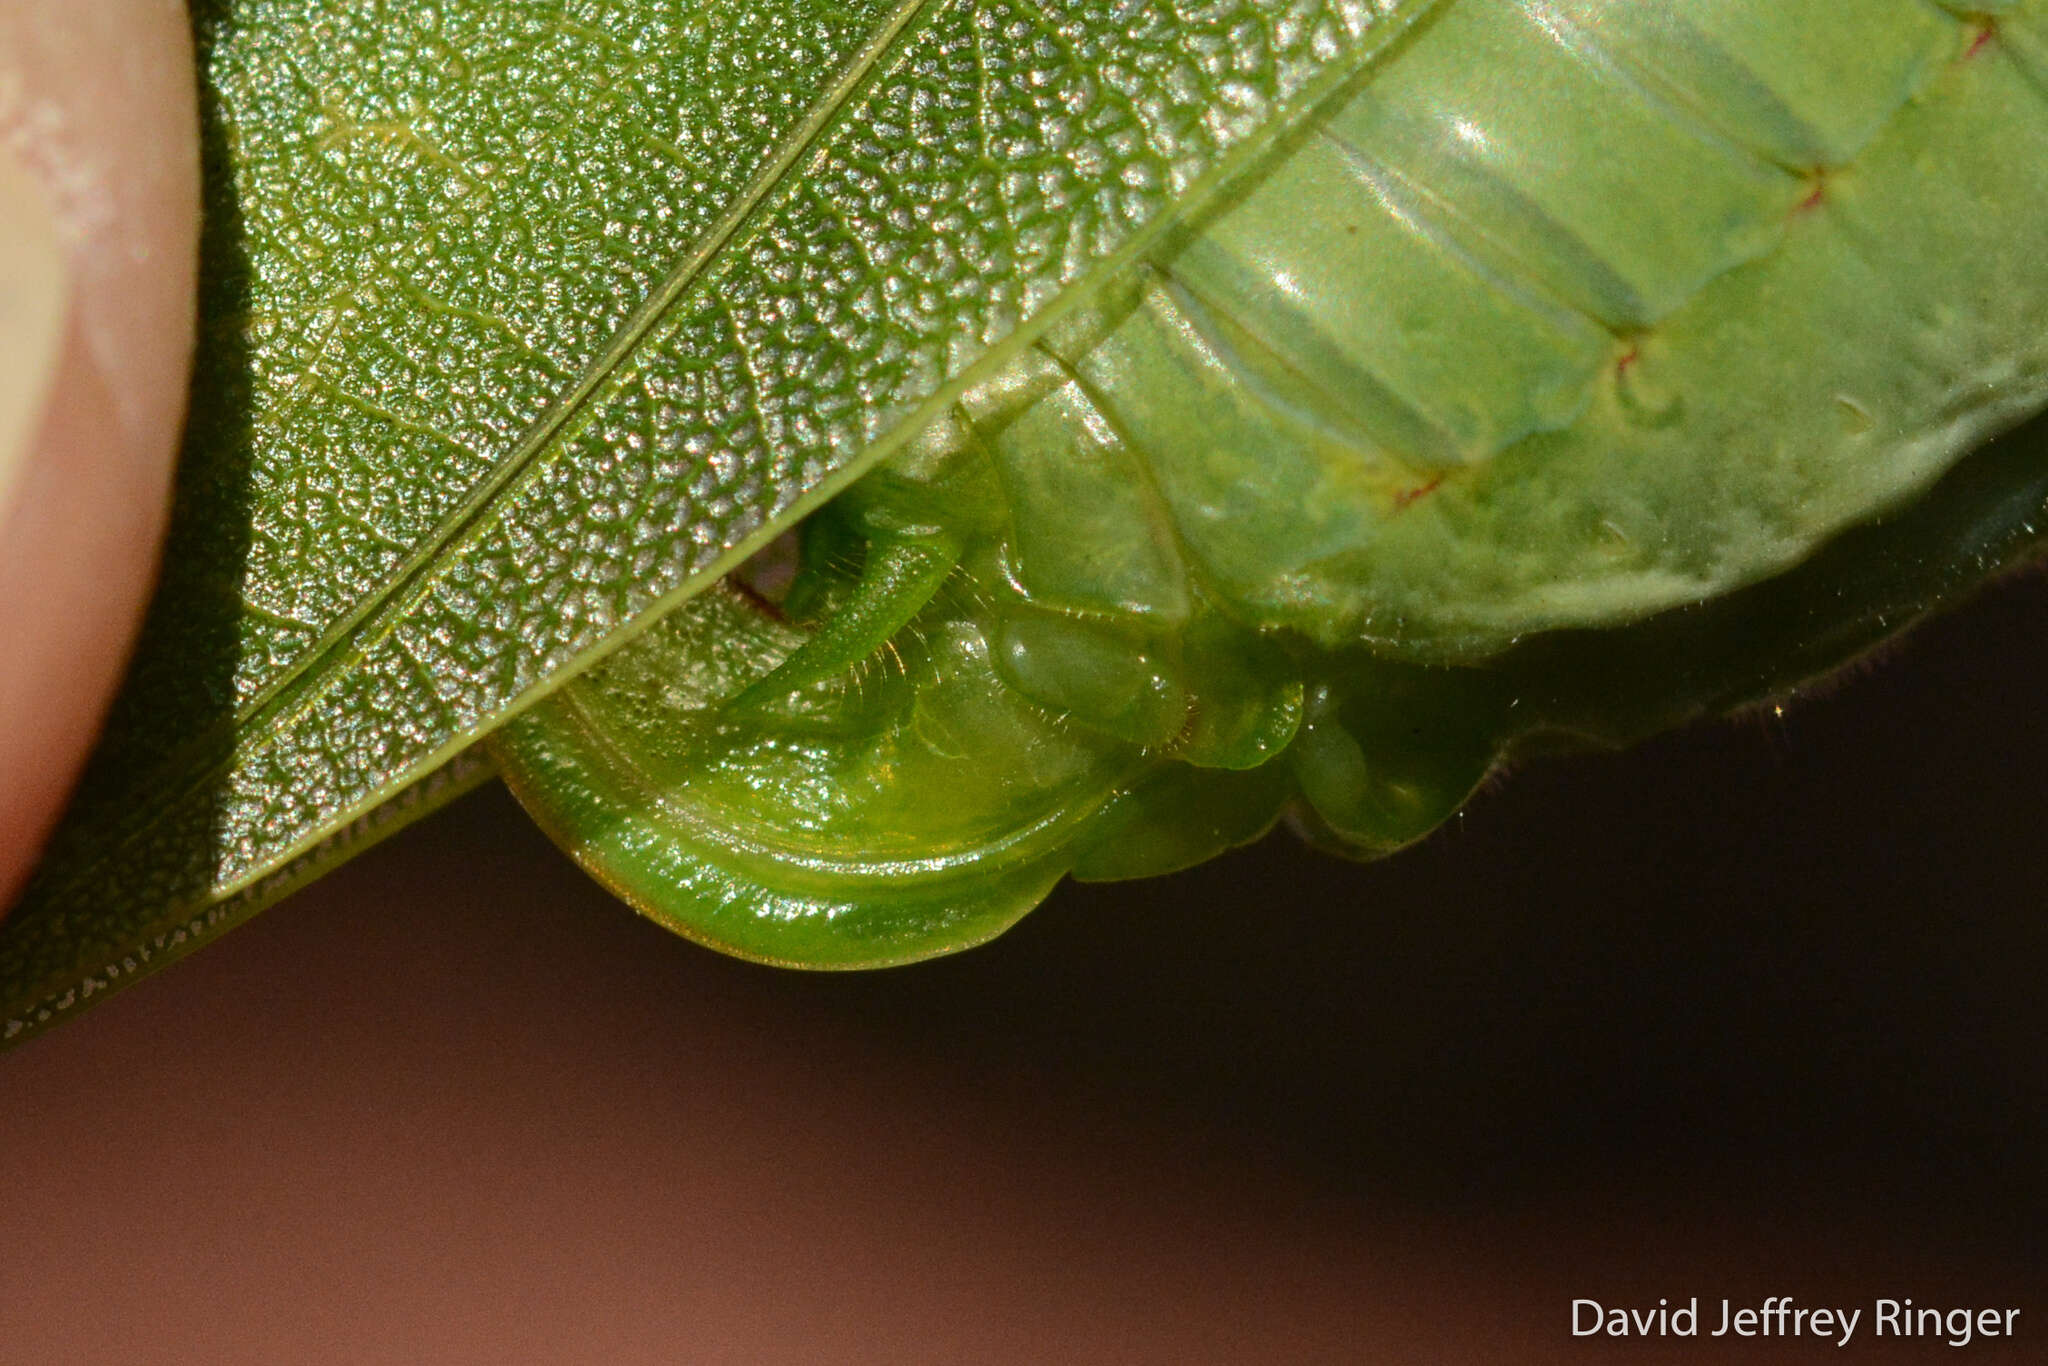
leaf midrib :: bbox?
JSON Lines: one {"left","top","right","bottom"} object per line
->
{"left": 67, "top": 0, "right": 942, "bottom": 863}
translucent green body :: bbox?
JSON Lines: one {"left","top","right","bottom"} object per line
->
{"left": 498, "top": 0, "right": 2048, "bottom": 965}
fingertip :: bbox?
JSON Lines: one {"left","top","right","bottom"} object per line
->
{"left": 0, "top": 0, "right": 200, "bottom": 905}
{"left": 0, "top": 142, "right": 68, "bottom": 519}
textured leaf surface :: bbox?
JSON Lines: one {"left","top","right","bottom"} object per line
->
{"left": 1, "top": 0, "right": 1435, "bottom": 1041}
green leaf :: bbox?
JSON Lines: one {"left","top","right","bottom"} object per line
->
{"left": 0, "top": 0, "right": 1438, "bottom": 1042}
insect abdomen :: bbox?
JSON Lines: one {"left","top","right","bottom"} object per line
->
{"left": 960, "top": 0, "right": 2048, "bottom": 665}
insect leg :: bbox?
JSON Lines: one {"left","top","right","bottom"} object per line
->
{"left": 729, "top": 532, "right": 960, "bottom": 710}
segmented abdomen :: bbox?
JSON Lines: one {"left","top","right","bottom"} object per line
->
{"left": 941, "top": 0, "right": 2048, "bottom": 661}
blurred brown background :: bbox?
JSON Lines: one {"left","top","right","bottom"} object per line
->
{"left": 2, "top": 573, "right": 2044, "bottom": 1363}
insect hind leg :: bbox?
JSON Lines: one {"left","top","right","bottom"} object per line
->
{"left": 729, "top": 531, "right": 961, "bottom": 711}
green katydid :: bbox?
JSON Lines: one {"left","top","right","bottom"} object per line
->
{"left": 5, "top": 0, "right": 2047, "bottom": 1039}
